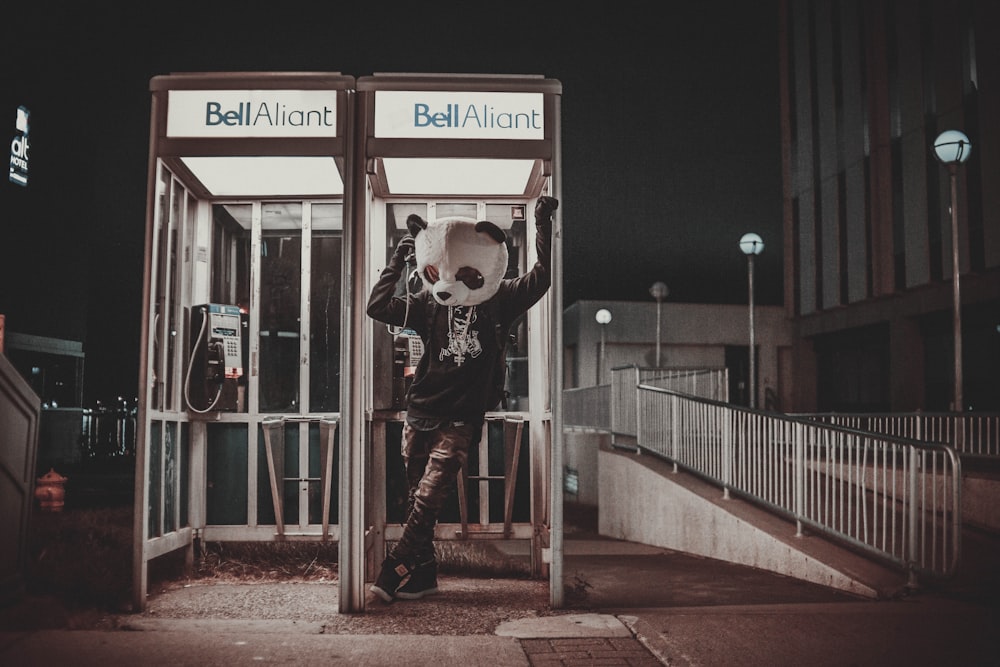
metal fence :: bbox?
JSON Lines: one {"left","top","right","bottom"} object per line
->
{"left": 81, "top": 401, "right": 138, "bottom": 458}
{"left": 562, "top": 373, "right": 966, "bottom": 580}
{"left": 608, "top": 365, "right": 729, "bottom": 436}
{"left": 796, "top": 412, "right": 1000, "bottom": 459}
{"left": 636, "top": 385, "right": 962, "bottom": 581}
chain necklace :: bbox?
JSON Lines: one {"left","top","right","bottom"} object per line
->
{"left": 441, "top": 305, "right": 481, "bottom": 366}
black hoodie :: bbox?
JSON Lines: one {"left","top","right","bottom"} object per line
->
{"left": 367, "top": 216, "right": 552, "bottom": 424}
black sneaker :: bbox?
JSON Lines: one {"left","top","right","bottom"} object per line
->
{"left": 395, "top": 559, "right": 438, "bottom": 600}
{"left": 370, "top": 556, "right": 411, "bottom": 602}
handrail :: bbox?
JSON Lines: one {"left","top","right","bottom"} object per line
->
{"left": 795, "top": 412, "right": 1000, "bottom": 459}
{"left": 608, "top": 365, "right": 728, "bottom": 437}
{"left": 635, "top": 384, "right": 962, "bottom": 582}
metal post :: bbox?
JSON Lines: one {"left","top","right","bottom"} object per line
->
{"left": 948, "top": 163, "right": 963, "bottom": 413}
{"left": 599, "top": 327, "right": 606, "bottom": 383}
{"left": 649, "top": 282, "right": 668, "bottom": 368}
{"left": 748, "top": 253, "right": 756, "bottom": 409}
{"left": 655, "top": 299, "right": 662, "bottom": 367}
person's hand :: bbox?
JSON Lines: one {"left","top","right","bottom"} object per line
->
{"left": 535, "top": 196, "right": 559, "bottom": 222}
{"left": 393, "top": 235, "right": 415, "bottom": 264}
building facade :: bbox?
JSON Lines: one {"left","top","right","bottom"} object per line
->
{"left": 563, "top": 300, "right": 795, "bottom": 410}
{"left": 780, "top": 0, "right": 1000, "bottom": 412}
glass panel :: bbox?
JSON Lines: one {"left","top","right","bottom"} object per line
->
{"left": 205, "top": 204, "right": 251, "bottom": 414}
{"left": 384, "top": 421, "right": 407, "bottom": 524}
{"left": 206, "top": 423, "right": 249, "bottom": 525}
{"left": 486, "top": 204, "right": 529, "bottom": 412}
{"left": 260, "top": 203, "right": 302, "bottom": 412}
{"left": 311, "top": 202, "right": 342, "bottom": 231}
{"left": 152, "top": 171, "right": 171, "bottom": 410}
{"left": 256, "top": 427, "right": 276, "bottom": 525}
{"left": 435, "top": 202, "right": 477, "bottom": 219}
{"left": 308, "top": 421, "right": 339, "bottom": 524}
{"left": 485, "top": 419, "right": 530, "bottom": 523}
{"left": 148, "top": 420, "right": 162, "bottom": 538}
{"left": 310, "top": 203, "right": 342, "bottom": 412}
{"left": 164, "top": 421, "right": 177, "bottom": 533}
{"left": 387, "top": 203, "right": 428, "bottom": 232}
{"left": 211, "top": 204, "right": 251, "bottom": 312}
{"left": 180, "top": 421, "right": 189, "bottom": 527}
{"left": 165, "top": 183, "right": 182, "bottom": 410}
{"left": 256, "top": 422, "right": 299, "bottom": 526}
{"left": 283, "top": 423, "right": 299, "bottom": 526}
{"left": 484, "top": 203, "right": 525, "bottom": 230}
{"left": 385, "top": 203, "right": 428, "bottom": 267}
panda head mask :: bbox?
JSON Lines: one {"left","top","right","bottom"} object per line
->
{"left": 406, "top": 214, "right": 508, "bottom": 307}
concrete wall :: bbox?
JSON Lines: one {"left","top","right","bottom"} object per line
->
{"left": 595, "top": 445, "right": 906, "bottom": 598}
{"left": 562, "top": 429, "right": 607, "bottom": 507}
{"left": 564, "top": 299, "right": 795, "bottom": 408}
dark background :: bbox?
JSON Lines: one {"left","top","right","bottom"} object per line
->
{"left": 0, "top": 1, "right": 783, "bottom": 404}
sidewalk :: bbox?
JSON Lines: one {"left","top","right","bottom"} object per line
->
{"left": 3, "top": 509, "right": 1000, "bottom": 666}
{"left": 5, "top": 534, "right": 998, "bottom": 666}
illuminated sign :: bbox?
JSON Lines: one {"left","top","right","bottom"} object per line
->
{"left": 166, "top": 90, "right": 338, "bottom": 138}
{"left": 374, "top": 91, "right": 544, "bottom": 139}
{"left": 9, "top": 106, "right": 29, "bottom": 187}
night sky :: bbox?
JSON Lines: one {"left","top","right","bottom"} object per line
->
{"left": 1, "top": 2, "right": 783, "bottom": 403}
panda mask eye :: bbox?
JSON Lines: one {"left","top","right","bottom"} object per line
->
{"left": 456, "top": 267, "right": 484, "bottom": 290}
{"left": 424, "top": 265, "right": 439, "bottom": 284}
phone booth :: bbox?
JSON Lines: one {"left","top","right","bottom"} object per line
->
{"left": 134, "top": 71, "right": 563, "bottom": 614}
{"left": 134, "top": 72, "right": 355, "bottom": 611}
{"left": 354, "top": 74, "right": 564, "bottom": 609}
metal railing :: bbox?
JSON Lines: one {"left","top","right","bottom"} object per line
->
{"left": 796, "top": 412, "right": 1000, "bottom": 459}
{"left": 609, "top": 365, "right": 728, "bottom": 436}
{"left": 81, "top": 401, "right": 138, "bottom": 458}
{"left": 636, "top": 385, "right": 962, "bottom": 581}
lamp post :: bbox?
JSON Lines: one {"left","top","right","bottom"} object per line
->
{"left": 739, "top": 233, "right": 764, "bottom": 408}
{"left": 933, "top": 129, "right": 972, "bottom": 412}
{"left": 649, "top": 282, "right": 669, "bottom": 367}
{"left": 595, "top": 308, "right": 612, "bottom": 384}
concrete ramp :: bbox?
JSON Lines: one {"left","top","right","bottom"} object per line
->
{"left": 598, "top": 445, "right": 907, "bottom": 599}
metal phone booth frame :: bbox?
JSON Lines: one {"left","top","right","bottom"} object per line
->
{"left": 354, "top": 74, "right": 565, "bottom": 608}
{"left": 134, "top": 73, "right": 356, "bottom": 612}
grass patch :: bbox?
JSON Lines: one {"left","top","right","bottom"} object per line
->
{"left": 25, "top": 505, "right": 535, "bottom": 612}
{"left": 194, "top": 541, "right": 339, "bottom": 582}
{"left": 28, "top": 506, "right": 133, "bottom": 610}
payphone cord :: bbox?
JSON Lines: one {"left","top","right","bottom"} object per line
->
{"left": 184, "top": 306, "right": 224, "bottom": 413}
{"left": 386, "top": 255, "right": 418, "bottom": 337}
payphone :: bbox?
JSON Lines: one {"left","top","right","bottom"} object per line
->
{"left": 391, "top": 328, "right": 423, "bottom": 409}
{"left": 185, "top": 303, "right": 246, "bottom": 413}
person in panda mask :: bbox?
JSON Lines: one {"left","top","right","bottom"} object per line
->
{"left": 366, "top": 195, "right": 558, "bottom": 602}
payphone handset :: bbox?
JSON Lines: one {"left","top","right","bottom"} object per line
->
{"left": 185, "top": 304, "right": 244, "bottom": 413}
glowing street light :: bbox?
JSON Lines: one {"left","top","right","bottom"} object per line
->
{"left": 933, "top": 129, "right": 972, "bottom": 412}
{"left": 739, "top": 233, "right": 764, "bottom": 408}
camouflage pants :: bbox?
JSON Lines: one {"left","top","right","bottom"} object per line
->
{"left": 391, "top": 420, "right": 479, "bottom": 564}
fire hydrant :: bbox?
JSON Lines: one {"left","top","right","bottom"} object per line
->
{"left": 34, "top": 468, "right": 68, "bottom": 512}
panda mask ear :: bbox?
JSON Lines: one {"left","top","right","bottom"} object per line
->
{"left": 475, "top": 220, "right": 506, "bottom": 244}
{"left": 406, "top": 214, "right": 427, "bottom": 238}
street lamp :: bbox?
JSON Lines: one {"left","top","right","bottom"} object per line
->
{"left": 933, "top": 129, "right": 972, "bottom": 412}
{"left": 739, "top": 233, "right": 764, "bottom": 409}
{"left": 595, "top": 308, "right": 612, "bottom": 384}
{"left": 649, "top": 281, "right": 669, "bottom": 367}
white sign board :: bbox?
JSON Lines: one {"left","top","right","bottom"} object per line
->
{"left": 374, "top": 91, "right": 544, "bottom": 140}
{"left": 167, "top": 90, "right": 338, "bottom": 138}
